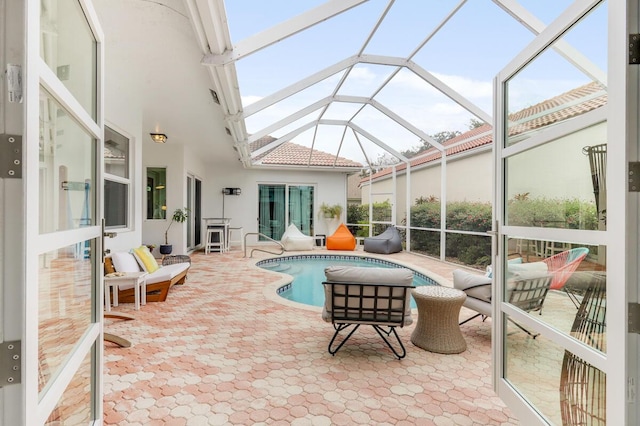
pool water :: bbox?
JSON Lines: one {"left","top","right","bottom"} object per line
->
{"left": 257, "top": 255, "right": 437, "bottom": 308}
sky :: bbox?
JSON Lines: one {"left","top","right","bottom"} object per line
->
{"left": 222, "top": 0, "right": 608, "bottom": 166}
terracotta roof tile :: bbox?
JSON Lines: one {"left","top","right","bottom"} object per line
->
{"left": 252, "top": 141, "right": 362, "bottom": 168}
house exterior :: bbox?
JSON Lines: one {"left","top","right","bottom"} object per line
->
{"left": 361, "top": 82, "right": 608, "bottom": 222}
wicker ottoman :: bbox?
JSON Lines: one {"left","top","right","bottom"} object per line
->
{"left": 411, "top": 286, "right": 467, "bottom": 354}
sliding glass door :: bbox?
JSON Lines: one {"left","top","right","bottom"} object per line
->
{"left": 258, "top": 184, "right": 314, "bottom": 240}
{"left": 186, "top": 174, "right": 202, "bottom": 249}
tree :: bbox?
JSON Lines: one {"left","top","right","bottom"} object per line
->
{"left": 468, "top": 118, "right": 485, "bottom": 129}
{"left": 361, "top": 152, "right": 401, "bottom": 176}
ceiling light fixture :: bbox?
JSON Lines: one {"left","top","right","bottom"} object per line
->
{"left": 150, "top": 133, "right": 167, "bottom": 143}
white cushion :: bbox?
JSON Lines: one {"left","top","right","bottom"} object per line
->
{"left": 110, "top": 252, "right": 141, "bottom": 273}
{"left": 507, "top": 261, "right": 548, "bottom": 280}
{"left": 145, "top": 262, "right": 190, "bottom": 284}
{"left": 453, "top": 269, "right": 492, "bottom": 302}
{"left": 323, "top": 266, "right": 414, "bottom": 325}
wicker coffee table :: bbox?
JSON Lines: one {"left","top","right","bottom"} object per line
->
{"left": 411, "top": 286, "right": 467, "bottom": 354}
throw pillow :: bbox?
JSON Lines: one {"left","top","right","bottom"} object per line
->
{"left": 452, "top": 269, "right": 492, "bottom": 302}
{"left": 104, "top": 256, "right": 116, "bottom": 275}
{"left": 111, "top": 252, "right": 141, "bottom": 273}
{"left": 132, "top": 246, "right": 160, "bottom": 274}
{"left": 486, "top": 257, "right": 523, "bottom": 278}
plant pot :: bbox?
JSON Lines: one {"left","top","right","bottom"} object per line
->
{"left": 159, "top": 244, "right": 173, "bottom": 255}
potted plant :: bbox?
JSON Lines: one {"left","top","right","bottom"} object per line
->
{"left": 160, "top": 208, "right": 189, "bottom": 255}
{"left": 319, "top": 202, "right": 343, "bottom": 219}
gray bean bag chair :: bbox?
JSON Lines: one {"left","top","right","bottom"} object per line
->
{"left": 363, "top": 226, "right": 402, "bottom": 254}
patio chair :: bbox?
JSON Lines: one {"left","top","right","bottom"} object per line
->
{"left": 542, "top": 247, "right": 589, "bottom": 307}
{"left": 326, "top": 223, "right": 356, "bottom": 251}
{"left": 363, "top": 225, "right": 402, "bottom": 254}
{"left": 454, "top": 269, "right": 552, "bottom": 338}
{"left": 322, "top": 265, "right": 415, "bottom": 359}
{"left": 560, "top": 272, "right": 606, "bottom": 425}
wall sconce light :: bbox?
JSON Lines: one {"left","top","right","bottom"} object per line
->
{"left": 222, "top": 187, "right": 241, "bottom": 195}
{"left": 221, "top": 188, "right": 241, "bottom": 217}
{"left": 150, "top": 133, "right": 167, "bottom": 143}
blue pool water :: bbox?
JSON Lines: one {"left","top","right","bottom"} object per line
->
{"left": 256, "top": 255, "right": 438, "bottom": 308}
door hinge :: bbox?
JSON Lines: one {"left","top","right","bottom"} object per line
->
{"left": 630, "top": 34, "right": 640, "bottom": 64}
{"left": 0, "top": 134, "right": 22, "bottom": 178}
{"left": 0, "top": 340, "right": 21, "bottom": 387}
{"left": 629, "top": 162, "right": 640, "bottom": 191}
{"left": 629, "top": 303, "right": 640, "bottom": 333}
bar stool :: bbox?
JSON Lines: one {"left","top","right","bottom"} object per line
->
{"left": 205, "top": 227, "right": 225, "bottom": 254}
{"left": 228, "top": 227, "right": 244, "bottom": 251}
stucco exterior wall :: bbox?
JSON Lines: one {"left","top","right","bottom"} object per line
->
{"left": 204, "top": 165, "right": 350, "bottom": 243}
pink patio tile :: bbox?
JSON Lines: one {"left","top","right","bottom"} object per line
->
{"left": 103, "top": 250, "right": 518, "bottom": 425}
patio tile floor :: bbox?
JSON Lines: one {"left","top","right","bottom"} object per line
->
{"left": 103, "top": 249, "right": 519, "bottom": 425}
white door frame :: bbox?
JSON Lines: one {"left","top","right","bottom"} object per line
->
{"left": 493, "top": 0, "right": 630, "bottom": 423}
{"left": 1, "top": 0, "right": 106, "bottom": 424}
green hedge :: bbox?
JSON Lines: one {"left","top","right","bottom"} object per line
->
{"left": 408, "top": 198, "right": 597, "bottom": 268}
{"left": 409, "top": 201, "right": 492, "bottom": 267}
{"left": 349, "top": 198, "right": 597, "bottom": 267}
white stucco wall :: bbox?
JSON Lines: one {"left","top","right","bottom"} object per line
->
{"left": 204, "top": 165, "right": 350, "bottom": 244}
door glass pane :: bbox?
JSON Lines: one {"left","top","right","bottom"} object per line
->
{"left": 288, "top": 185, "right": 314, "bottom": 235}
{"left": 505, "top": 321, "right": 606, "bottom": 425}
{"left": 146, "top": 168, "right": 166, "bottom": 219}
{"left": 39, "top": 242, "right": 94, "bottom": 393}
{"left": 195, "top": 179, "right": 202, "bottom": 246}
{"left": 504, "top": 238, "right": 606, "bottom": 350}
{"left": 44, "top": 347, "right": 94, "bottom": 425}
{"left": 104, "top": 127, "right": 129, "bottom": 178}
{"left": 258, "top": 184, "right": 286, "bottom": 240}
{"left": 104, "top": 180, "right": 127, "bottom": 228}
{"left": 40, "top": 0, "right": 97, "bottom": 118}
{"left": 505, "top": 3, "right": 607, "bottom": 147}
{"left": 187, "top": 176, "right": 192, "bottom": 247}
{"left": 505, "top": 128, "right": 606, "bottom": 231}
{"left": 39, "top": 89, "right": 95, "bottom": 234}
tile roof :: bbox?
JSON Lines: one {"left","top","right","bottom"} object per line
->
{"left": 364, "top": 81, "right": 607, "bottom": 183}
{"left": 250, "top": 136, "right": 362, "bottom": 169}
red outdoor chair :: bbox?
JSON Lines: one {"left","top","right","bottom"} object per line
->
{"left": 542, "top": 247, "right": 589, "bottom": 306}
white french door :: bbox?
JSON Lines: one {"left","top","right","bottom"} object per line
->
{"left": 1, "top": 0, "right": 105, "bottom": 424}
{"left": 493, "top": 1, "right": 630, "bottom": 424}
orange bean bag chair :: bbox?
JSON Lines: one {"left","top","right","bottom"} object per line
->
{"left": 326, "top": 223, "right": 356, "bottom": 251}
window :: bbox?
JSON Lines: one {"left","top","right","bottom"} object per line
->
{"left": 258, "top": 184, "right": 314, "bottom": 240}
{"left": 146, "top": 167, "right": 167, "bottom": 220}
{"left": 104, "top": 126, "right": 130, "bottom": 228}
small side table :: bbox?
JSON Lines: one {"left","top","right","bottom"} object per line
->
{"left": 411, "top": 286, "right": 467, "bottom": 354}
{"left": 313, "top": 234, "right": 326, "bottom": 248}
{"left": 104, "top": 271, "right": 148, "bottom": 311}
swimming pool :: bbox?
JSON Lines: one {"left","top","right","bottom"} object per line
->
{"left": 256, "top": 254, "right": 438, "bottom": 308}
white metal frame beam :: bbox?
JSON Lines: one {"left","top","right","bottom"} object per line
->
{"left": 492, "top": 0, "right": 607, "bottom": 87}
{"left": 202, "top": 0, "right": 368, "bottom": 65}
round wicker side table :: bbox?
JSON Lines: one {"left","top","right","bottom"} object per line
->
{"left": 411, "top": 286, "right": 467, "bottom": 354}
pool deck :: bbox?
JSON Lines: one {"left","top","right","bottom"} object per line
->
{"left": 103, "top": 248, "right": 519, "bottom": 425}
